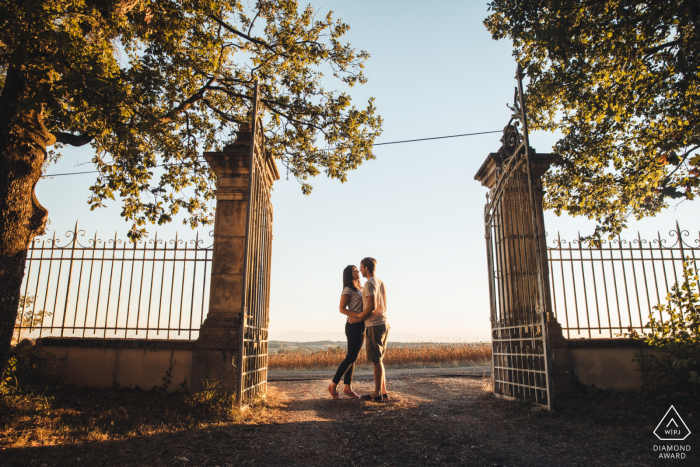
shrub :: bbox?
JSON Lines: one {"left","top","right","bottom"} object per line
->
{"left": 637, "top": 260, "right": 700, "bottom": 393}
{"left": 1, "top": 340, "right": 57, "bottom": 396}
{"left": 186, "top": 380, "right": 238, "bottom": 415}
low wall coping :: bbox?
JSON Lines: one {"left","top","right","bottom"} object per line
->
{"left": 563, "top": 338, "right": 652, "bottom": 349}
{"left": 33, "top": 337, "right": 653, "bottom": 350}
{"left": 35, "top": 337, "right": 197, "bottom": 349}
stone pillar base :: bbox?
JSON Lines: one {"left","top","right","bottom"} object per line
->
{"left": 196, "top": 311, "right": 241, "bottom": 349}
{"left": 190, "top": 349, "right": 239, "bottom": 393}
{"left": 192, "top": 319, "right": 241, "bottom": 393}
{"left": 546, "top": 312, "right": 567, "bottom": 348}
{"left": 546, "top": 313, "right": 573, "bottom": 393}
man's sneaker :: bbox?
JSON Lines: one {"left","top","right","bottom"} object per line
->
{"left": 360, "top": 394, "right": 383, "bottom": 402}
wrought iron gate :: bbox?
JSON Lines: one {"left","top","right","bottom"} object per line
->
{"left": 236, "top": 82, "right": 273, "bottom": 406}
{"left": 483, "top": 65, "right": 554, "bottom": 409}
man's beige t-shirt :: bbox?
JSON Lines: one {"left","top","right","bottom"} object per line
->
{"left": 362, "top": 276, "right": 387, "bottom": 327}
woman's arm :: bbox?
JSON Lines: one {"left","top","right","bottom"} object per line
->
{"left": 338, "top": 294, "right": 357, "bottom": 317}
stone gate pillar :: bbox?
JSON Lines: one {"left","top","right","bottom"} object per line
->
{"left": 190, "top": 123, "right": 279, "bottom": 392}
{"left": 475, "top": 149, "right": 565, "bottom": 346}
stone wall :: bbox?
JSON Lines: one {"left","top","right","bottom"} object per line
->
{"left": 36, "top": 338, "right": 195, "bottom": 391}
{"left": 551, "top": 338, "right": 662, "bottom": 391}
{"left": 34, "top": 336, "right": 661, "bottom": 393}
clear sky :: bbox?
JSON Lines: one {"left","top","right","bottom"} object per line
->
{"left": 36, "top": 1, "right": 700, "bottom": 342}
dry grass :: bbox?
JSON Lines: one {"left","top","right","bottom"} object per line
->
{"left": 0, "top": 382, "right": 283, "bottom": 449}
{"left": 268, "top": 342, "right": 491, "bottom": 370}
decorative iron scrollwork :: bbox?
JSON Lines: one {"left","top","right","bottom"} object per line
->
{"left": 501, "top": 124, "right": 519, "bottom": 155}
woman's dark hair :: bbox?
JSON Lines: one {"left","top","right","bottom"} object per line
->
{"left": 343, "top": 265, "right": 358, "bottom": 291}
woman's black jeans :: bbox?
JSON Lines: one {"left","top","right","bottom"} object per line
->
{"left": 332, "top": 321, "right": 365, "bottom": 385}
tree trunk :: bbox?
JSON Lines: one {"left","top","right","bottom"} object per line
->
{"left": 0, "top": 65, "right": 51, "bottom": 375}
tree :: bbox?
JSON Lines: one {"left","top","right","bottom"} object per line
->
{"left": 0, "top": 0, "right": 381, "bottom": 373}
{"left": 13, "top": 296, "right": 50, "bottom": 344}
{"left": 484, "top": 1, "right": 699, "bottom": 240}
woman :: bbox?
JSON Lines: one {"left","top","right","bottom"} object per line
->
{"left": 328, "top": 265, "right": 365, "bottom": 399}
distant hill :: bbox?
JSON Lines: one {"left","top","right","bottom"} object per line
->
{"left": 270, "top": 330, "right": 488, "bottom": 342}
{"left": 269, "top": 341, "right": 347, "bottom": 353}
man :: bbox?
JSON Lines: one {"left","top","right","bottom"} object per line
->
{"left": 349, "top": 257, "right": 389, "bottom": 401}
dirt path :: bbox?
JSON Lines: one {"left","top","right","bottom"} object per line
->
{"left": 264, "top": 376, "right": 694, "bottom": 466}
{"left": 2, "top": 374, "right": 697, "bottom": 466}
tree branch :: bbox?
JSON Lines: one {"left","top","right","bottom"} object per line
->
{"left": 208, "top": 15, "right": 273, "bottom": 50}
{"left": 201, "top": 98, "right": 246, "bottom": 124}
{"left": 265, "top": 104, "right": 322, "bottom": 131}
{"left": 207, "top": 75, "right": 253, "bottom": 85}
{"left": 643, "top": 39, "right": 681, "bottom": 56}
{"left": 158, "top": 78, "right": 215, "bottom": 124}
{"left": 53, "top": 132, "right": 93, "bottom": 146}
{"left": 666, "top": 145, "right": 700, "bottom": 179}
{"left": 203, "top": 87, "right": 325, "bottom": 131}
{"left": 204, "top": 86, "right": 251, "bottom": 100}
{"left": 247, "top": 9, "right": 261, "bottom": 36}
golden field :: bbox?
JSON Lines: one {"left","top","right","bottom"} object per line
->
{"left": 268, "top": 342, "right": 491, "bottom": 370}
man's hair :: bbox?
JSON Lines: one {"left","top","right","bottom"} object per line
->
{"left": 361, "top": 257, "right": 377, "bottom": 274}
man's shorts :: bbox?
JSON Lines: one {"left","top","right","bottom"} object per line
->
{"left": 366, "top": 323, "right": 390, "bottom": 363}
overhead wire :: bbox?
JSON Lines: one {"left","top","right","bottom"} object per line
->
{"left": 372, "top": 130, "right": 501, "bottom": 146}
{"left": 41, "top": 129, "right": 502, "bottom": 178}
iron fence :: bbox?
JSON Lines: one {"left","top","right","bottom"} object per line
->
{"left": 15, "top": 224, "right": 213, "bottom": 341}
{"left": 547, "top": 223, "right": 700, "bottom": 339}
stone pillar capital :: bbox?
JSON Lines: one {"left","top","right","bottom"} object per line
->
{"left": 204, "top": 128, "right": 280, "bottom": 199}
{"left": 474, "top": 150, "right": 557, "bottom": 189}
{"left": 204, "top": 148, "right": 251, "bottom": 201}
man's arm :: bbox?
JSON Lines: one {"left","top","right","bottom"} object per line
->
{"left": 348, "top": 295, "right": 375, "bottom": 323}
{"left": 383, "top": 283, "right": 387, "bottom": 311}
{"left": 361, "top": 295, "right": 376, "bottom": 319}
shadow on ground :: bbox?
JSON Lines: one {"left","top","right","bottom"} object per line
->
{"left": 1, "top": 377, "right": 698, "bottom": 466}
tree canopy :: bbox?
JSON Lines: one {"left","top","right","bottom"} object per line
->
{"left": 485, "top": 0, "right": 699, "bottom": 238}
{"left": 2, "top": 0, "right": 381, "bottom": 239}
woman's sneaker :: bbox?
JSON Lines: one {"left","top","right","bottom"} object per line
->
{"left": 328, "top": 384, "right": 341, "bottom": 399}
{"left": 343, "top": 387, "right": 360, "bottom": 398}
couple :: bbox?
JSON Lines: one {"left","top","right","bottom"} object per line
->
{"left": 328, "top": 257, "right": 389, "bottom": 402}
